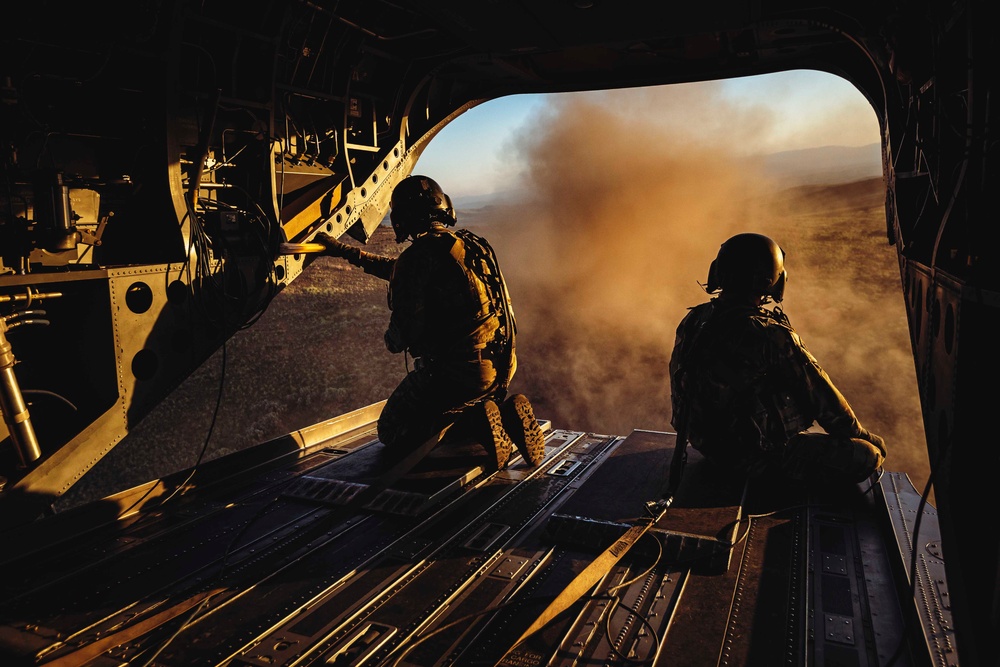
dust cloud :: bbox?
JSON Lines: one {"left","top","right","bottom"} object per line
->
{"left": 464, "top": 84, "right": 930, "bottom": 492}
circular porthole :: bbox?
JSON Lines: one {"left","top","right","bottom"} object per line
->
{"left": 125, "top": 282, "right": 153, "bottom": 314}
{"left": 166, "top": 280, "right": 188, "bottom": 305}
{"left": 131, "top": 349, "right": 159, "bottom": 380}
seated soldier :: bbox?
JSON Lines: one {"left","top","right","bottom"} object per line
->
{"left": 669, "top": 233, "right": 887, "bottom": 486}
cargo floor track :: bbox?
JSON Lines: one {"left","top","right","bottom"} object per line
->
{"left": 0, "top": 403, "right": 951, "bottom": 666}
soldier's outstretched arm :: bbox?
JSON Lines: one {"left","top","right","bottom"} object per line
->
{"left": 314, "top": 232, "right": 395, "bottom": 280}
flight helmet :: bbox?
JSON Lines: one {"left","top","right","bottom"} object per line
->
{"left": 706, "top": 233, "right": 787, "bottom": 302}
{"left": 389, "top": 175, "right": 456, "bottom": 242}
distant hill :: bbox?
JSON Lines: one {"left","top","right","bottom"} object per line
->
{"left": 454, "top": 143, "right": 884, "bottom": 213}
{"left": 761, "top": 143, "right": 882, "bottom": 186}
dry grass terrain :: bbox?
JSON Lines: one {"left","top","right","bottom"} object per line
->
{"left": 63, "top": 176, "right": 930, "bottom": 507}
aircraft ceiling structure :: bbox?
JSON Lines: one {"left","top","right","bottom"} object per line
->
{"left": 0, "top": 0, "right": 995, "bottom": 663}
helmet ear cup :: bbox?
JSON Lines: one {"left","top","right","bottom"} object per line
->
{"left": 706, "top": 258, "right": 722, "bottom": 293}
{"left": 440, "top": 192, "right": 456, "bottom": 226}
{"left": 391, "top": 214, "right": 408, "bottom": 242}
{"left": 768, "top": 245, "right": 787, "bottom": 301}
{"left": 770, "top": 268, "right": 787, "bottom": 302}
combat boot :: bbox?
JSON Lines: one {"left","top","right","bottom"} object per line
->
{"left": 501, "top": 394, "right": 546, "bottom": 466}
{"left": 479, "top": 399, "right": 513, "bottom": 471}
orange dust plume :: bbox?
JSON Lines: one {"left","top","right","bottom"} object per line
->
{"left": 464, "top": 84, "right": 929, "bottom": 493}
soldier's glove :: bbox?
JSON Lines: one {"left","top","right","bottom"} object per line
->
{"left": 858, "top": 427, "right": 887, "bottom": 458}
{"left": 314, "top": 232, "right": 359, "bottom": 260}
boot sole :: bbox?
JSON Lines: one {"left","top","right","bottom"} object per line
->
{"left": 482, "top": 400, "right": 512, "bottom": 471}
{"left": 501, "top": 394, "right": 546, "bottom": 467}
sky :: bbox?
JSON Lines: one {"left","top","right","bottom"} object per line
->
{"left": 416, "top": 69, "right": 881, "bottom": 200}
